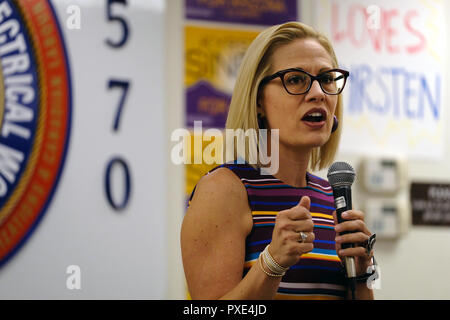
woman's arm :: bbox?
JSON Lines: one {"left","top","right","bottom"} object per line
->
{"left": 181, "top": 167, "right": 314, "bottom": 299}
{"left": 181, "top": 168, "right": 279, "bottom": 299}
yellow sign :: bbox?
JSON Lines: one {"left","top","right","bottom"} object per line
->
{"left": 185, "top": 25, "right": 259, "bottom": 93}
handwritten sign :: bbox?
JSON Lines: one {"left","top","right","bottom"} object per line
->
{"left": 315, "top": 0, "right": 445, "bottom": 159}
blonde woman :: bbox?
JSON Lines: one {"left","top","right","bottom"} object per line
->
{"left": 181, "top": 22, "right": 375, "bottom": 300}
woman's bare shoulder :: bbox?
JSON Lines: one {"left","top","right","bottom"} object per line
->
{"left": 191, "top": 167, "right": 247, "bottom": 205}
{"left": 184, "top": 166, "right": 252, "bottom": 235}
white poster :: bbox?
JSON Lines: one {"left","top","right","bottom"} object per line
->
{"left": 0, "top": 0, "right": 167, "bottom": 299}
{"left": 315, "top": 0, "right": 446, "bottom": 159}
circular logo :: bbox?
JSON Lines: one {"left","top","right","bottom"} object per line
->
{"left": 0, "top": 0, "right": 71, "bottom": 266}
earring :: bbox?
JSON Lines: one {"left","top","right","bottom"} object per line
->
{"left": 331, "top": 115, "right": 338, "bottom": 133}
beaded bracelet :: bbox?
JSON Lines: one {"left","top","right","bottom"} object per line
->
{"left": 259, "top": 254, "right": 284, "bottom": 277}
{"left": 258, "top": 245, "right": 289, "bottom": 278}
{"left": 263, "top": 245, "right": 289, "bottom": 275}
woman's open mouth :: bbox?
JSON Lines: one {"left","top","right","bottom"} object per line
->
{"left": 301, "top": 109, "right": 327, "bottom": 128}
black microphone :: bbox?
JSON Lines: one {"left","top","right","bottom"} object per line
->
{"left": 327, "top": 161, "right": 357, "bottom": 298}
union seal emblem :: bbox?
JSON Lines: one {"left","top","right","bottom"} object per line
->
{"left": 0, "top": 0, "right": 71, "bottom": 266}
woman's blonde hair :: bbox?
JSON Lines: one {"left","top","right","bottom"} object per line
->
{"left": 225, "top": 21, "right": 343, "bottom": 171}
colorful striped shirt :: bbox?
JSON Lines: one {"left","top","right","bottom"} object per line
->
{"left": 189, "top": 162, "right": 348, "bottom": 300}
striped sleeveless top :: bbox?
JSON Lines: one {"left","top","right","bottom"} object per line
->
{"left": 189, "top": 162, "right": 348, "bottom": 300}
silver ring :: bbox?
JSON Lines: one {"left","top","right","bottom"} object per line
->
{"left": 298, "top": 231, "right": 308, "bottom": 243}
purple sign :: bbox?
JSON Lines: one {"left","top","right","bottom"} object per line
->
{"left": 186, "top": 81, "right": 231, "bottom": 128}
{"left": 185, "top": 0, "right": 298, "bottom": 26}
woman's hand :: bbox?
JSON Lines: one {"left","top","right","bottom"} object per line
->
{"left": 269, "top": 196, "right": 315, "bottom": 268}
{"left": 333, "top": 210, "right": 373, "bottom": 276}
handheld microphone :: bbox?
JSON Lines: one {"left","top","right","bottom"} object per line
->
{"left": 327, "top": 162, "right": 357, "bottom": 298}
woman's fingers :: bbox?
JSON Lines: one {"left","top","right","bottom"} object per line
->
{"left": 334, "top": 210, "right": 371, "bottom": 235}
{"left": 270, "top": 196, "right": 315, "bottom": 267}
{"left": 337, "top": 246, "right": 369, "bottom": 258}
{"left": 287, "top": 197, "right": 312, "bottom": 221}
{"left": 335, "top": 219, "right": 370, "bottom": 235}
{"left": 334, "top": 209, "right": 372, "bottom": 258}
{"left": 335, "top": 231, "right": 369, "bottom": 245}
{"left": 333, "top": 209, "right": 374, "bottom": 274}
{"left": 341, "top": 209, "right": 364, "bottom": 221}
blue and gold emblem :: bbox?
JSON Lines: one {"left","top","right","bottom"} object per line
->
{"left": 0, "top": 0, "right": 71, "bottom": 266}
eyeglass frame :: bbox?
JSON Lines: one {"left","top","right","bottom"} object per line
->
{"left": 258, "top": 68, "right": 350, "bottom": 95}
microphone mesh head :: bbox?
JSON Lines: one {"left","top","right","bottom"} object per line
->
{"left": 327, "top": 161, "right": 356, "bottom": 188}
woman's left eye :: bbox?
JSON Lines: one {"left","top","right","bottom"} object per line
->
{"left": 320, "top": 74, "right": 334, "bottom": 84}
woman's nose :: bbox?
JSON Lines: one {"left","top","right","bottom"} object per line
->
{"left": 305, "top": 79, "right": 325, "bottom": 101}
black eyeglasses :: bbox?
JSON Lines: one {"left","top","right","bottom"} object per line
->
{"left": 259, "top": 68, "right": 350, "bottom": 95}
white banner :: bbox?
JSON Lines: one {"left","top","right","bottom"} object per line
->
{"left": 315, "top": 0, "right": 446, "bottom": 159}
